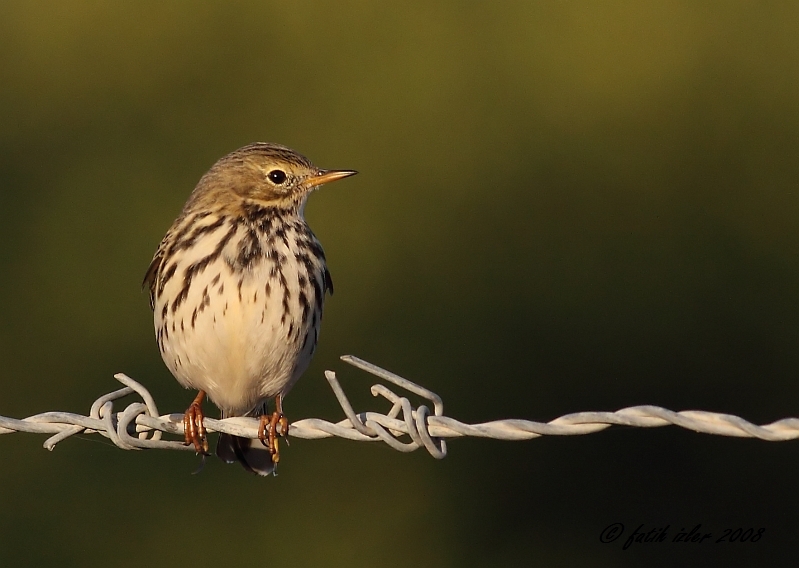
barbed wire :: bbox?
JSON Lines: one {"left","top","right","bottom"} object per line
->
{"left": 1, "top": 355, "right": 798, "bottom": 459}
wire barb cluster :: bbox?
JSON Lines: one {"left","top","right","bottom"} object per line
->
{"left": 1, "top": 355, "right": 798, "bottom": 459}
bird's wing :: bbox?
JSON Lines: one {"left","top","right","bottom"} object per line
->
{"left": 324, "top": 266, "right": 334, "bottom": 296}
{"left": 142, "top": 240, "right": 166, "bottom": 311}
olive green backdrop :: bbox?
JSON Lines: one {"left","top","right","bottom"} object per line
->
{"left": 1, "top": 2, "right": 798, "bottom": 566}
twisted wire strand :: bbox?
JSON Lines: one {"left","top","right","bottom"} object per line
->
{"left": 1, "top": 355, "right": 797, "bottom": 459}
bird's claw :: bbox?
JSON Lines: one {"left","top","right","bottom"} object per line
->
{"left": 258, "top": 412, "right": 288, "bottom": 464}
{"left": 183, "top": 400, "right": 209, "bottom": 455}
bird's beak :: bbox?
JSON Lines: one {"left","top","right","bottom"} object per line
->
{"left": 304, "top": 169, "right": 358, "bottom": 189}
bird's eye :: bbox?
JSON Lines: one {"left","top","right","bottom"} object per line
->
{"left": 268, "top": 170, "right": 287, "bottom": 184}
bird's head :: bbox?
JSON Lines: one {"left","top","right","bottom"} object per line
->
{"left": 189, "top": 142, "right": 356, "bottom": 213}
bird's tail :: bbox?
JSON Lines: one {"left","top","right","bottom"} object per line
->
{"left": 216, "top": 405, "right": 276, "bottom": 476}
{"left": 216, "top": 433, "right": 276, "bottom": 476}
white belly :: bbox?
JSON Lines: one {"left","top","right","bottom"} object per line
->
{"left": 153, "top": 219, "right": 324, "bottom": 416}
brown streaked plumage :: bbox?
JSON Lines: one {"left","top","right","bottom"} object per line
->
{"left": 144, "top": 142, "right": 356, "bottom": 475}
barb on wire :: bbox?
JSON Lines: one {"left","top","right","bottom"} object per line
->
{"left": 1, "top": 355, "right": 798, "bottom": 460}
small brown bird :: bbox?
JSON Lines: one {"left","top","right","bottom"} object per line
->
{"left": 143, "top": 143, "right": 356, "bottom": 475}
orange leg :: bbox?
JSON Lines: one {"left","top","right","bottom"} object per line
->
{"left": 274, "top": 393, "right": 289, "bottom": 445}
{"left": 183, "top": 390, "right": 209, "bottom": 455}
{"left": 257, "top": 394, "right": 289, "bottom": 464}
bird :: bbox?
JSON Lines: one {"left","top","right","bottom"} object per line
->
{"left": 143, "top": 142, "right": 356, "bottom": 475}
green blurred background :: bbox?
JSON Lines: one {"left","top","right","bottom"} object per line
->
{"left": 1, "top": 1, "right": 798, "bottom": 566}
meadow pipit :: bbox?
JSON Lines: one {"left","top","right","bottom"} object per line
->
{"left": 144, "top": 143, "right": 356, "bottom": 475}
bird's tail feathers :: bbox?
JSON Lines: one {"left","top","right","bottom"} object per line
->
{"left": 216, "top": 433, "right": 276, "bottom": 476}
{"left": 216, "top": 404, "right": 275, "bottom": 476}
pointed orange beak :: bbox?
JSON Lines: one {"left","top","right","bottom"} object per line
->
{"left": 303, "top": 169, "right": 358, "bottom": 189}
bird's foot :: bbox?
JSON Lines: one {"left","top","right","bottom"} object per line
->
{"left": 258, "top": 411, "right": 289, "bottom": 464}
{"left": 183, "top": 391, "right": 209, "bottom": 455}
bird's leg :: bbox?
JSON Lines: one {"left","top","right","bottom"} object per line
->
{"left": 273, "top": 393, "right": 289, "bottom": 448}
{"left": 276, "top": 394, "right": 289, "bottom": 448}
{"left": 257, "top": 394, "right": 289, "bottom": 463}
{"left": 183, "top": 390, "right": 209, "bottom": 455}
